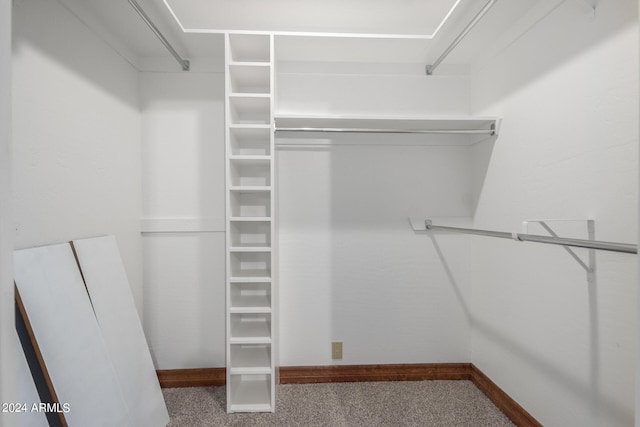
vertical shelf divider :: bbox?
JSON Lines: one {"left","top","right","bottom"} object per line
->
{"left": 225, "top": 32, "right": 276, "bottom": 414}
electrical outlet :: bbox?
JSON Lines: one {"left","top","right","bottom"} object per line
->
{"left": 332, "top": 341, "right": 343, "bottom": 359}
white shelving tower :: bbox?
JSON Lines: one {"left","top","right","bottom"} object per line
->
{"left": 224, "top": 33, "right": 276, "bottom": 413}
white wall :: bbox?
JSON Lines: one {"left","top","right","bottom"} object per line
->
{"left": 469, "top": 0, "right": 638, "bottom": 425}
{"left": 0, "top": 1, "right": 14, "bottom": 426}
{"left": 12, "top": 2, "right": 141, "bottom": 423}
{"left": 276, "top": 66, "right": 477, "bottom": 365}
{"left": 12, "top": 0, "right": 142, "bottom": 312}
{"left": 137, "top": 60, "right": 479, "bottom": 368}
{"left": 140, "top": 69, "right": 226, "bottom": 369}
{"left": 276, "top": 63, "right": 470, "bottom": 117}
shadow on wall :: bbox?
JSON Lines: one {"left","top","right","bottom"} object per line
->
{"left": 326, "top": 139, "right": 483, "bottom": 363}
{"left": 429, "top": 232, "right": 632, "bottom": 427}
{"left": 469, "top": 137, "right": 496, "bottom": 218}
{"left": 471, "top": 317, "right": 632, "bottom": 426}
{"left": 12, "top": 0, "right": 138, "bottom": 108}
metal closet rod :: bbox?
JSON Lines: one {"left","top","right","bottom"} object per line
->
{"left": 426, "top": 0, "right": 498, "bottom": 75}
{"left": 424, "top": 220, "right": 638, "bottom": 254}
{"left": 275, "top": 127, "right": 495, "bottom": 135}
{"left": 128, "top": 0, "right": 190, "bottom": 71}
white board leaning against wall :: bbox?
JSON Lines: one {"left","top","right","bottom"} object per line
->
{"left": 14, "top": 237, "right": 169, "bottom": 426}
{"left": 72, "top": 236, "right": 169, "bottom": 427}
{"left": 14, "top": 243, "right": 131, "bottom": 426}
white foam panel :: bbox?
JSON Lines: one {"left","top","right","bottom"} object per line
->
{"left": 14, "top": 243, "right": 131, "bottom": 426}
{"left": 72, "top": 236, "right": 169, "bottom": 427}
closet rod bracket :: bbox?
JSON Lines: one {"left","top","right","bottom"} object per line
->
{"left": 522, "top": 220, "right": 594, "bottom": 273}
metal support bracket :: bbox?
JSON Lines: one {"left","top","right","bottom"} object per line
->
{"left": 522, "top": 219, "right": 595, "bottom": 274}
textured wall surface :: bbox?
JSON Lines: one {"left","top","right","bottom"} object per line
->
{"left": 12, "top": 0, "right": 142, "bottom": 309}
{"left": 469, "top": 0, "right": 638, "bottom": 425}
{"left": 140, "top": 71, "right": 226, "bottom": 369}
{"left": 276, "top": 67, "right": 476, "bottom": 365}
{"left": 12, "top": 1, "right": 142, "bottom": 424}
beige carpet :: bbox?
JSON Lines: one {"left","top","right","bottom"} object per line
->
{"left": 163, "top": 380, "right": 516, "bottom": 426}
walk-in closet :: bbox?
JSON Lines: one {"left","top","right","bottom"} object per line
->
{"left": 1, "top": 0, "right": 639, "bottom": 425}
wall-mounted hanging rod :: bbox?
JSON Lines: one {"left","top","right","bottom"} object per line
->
{"left": 424, "top": 220, "right": 637, "bottom": 254}
{"left": 275, "top": 127, "right": 496, "bottom": 135}
{"left": 128, "top": 0, "right": 190, "bottom": 71}
{"left": 426, "top": 0, "right": 498, "bottom": 75}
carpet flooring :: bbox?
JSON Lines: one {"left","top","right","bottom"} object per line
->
{"left": 163, "top": 380, "right": 516, "bottom": 426}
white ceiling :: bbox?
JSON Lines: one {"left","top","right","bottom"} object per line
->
{"left": 163, "top": 0, "right": 461, "bottom": 37}
{"left": 56, "top": 0, "right": 541, "bottom": 68}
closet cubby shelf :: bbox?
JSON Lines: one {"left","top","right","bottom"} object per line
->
{"left": 226, "top": 32, "right": 275, "bottom": 414}
{"left": 230, "top": 273, "right": 272, "bottom": 281}
{"left": 229, "top": 159, "right": 271, "bottom": 186}
{"left": 229, "top": 131, "right": 271, "bottom": 156}
{"left": 231, "top": 313, "right": 271, "bottom": 335}
{"left": 231, "top": 283, "right": 271, "bottom": 308}
{"left": 230, "top": 300, "right": 272, "bottom": 311}
{"left": 230, "top": 246, "right": 273, "bottom": 252}
{"left": 228, "top": 60, "right": 270, "bottom": 66}
{"left": 229, "top": 60, "right": 270, "bottom": 67}
{"left": 228, "top": 34, "right": 270, "bottom": 62}
{"left": 229, "top": 250, "right": 271, "bottom": 277}
{"left": 229, "top": 155, "right": 271, "bottom": 161}
{"left": 230, "top": 367, "right": 272, "bottom": 375}
{"left": 230, "top": 344, "right": 271, "bottom": 368}
{"left": 229, "top": 64, "right": 271, "bottom": 94}
{"left": 229, "top": 336, "right": 272, "bottom": 345}
{"left": 229, "top": 280, "right": 272, "bottom": 290}
{"left": 229, "top": 97, "right": 271, "bottom": 125}
{"left": 229, "top": 124, "right": 272, "bottom": 129}
{"left": 229, "top": 374, "right": 272, "bottom": 412}
{"left": 230, "top": 222, "right": 271, "bottom": 247}
{"left": 229, "top": 277, "right": 272, "bottom": 284}
{"left": 230, "top": 307, "right": 272, "bottom": 314}
{"left": 229, "top": 278, "right": 272, "bottom": 286}
{"left": 230, "top": 93, "right": 271, "bottom": 99}
{"left": 274, "top": 114, "right": 501, "bottom": 146}
{"left": 229, "top": 186, "right": 272, "bottom": 192}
